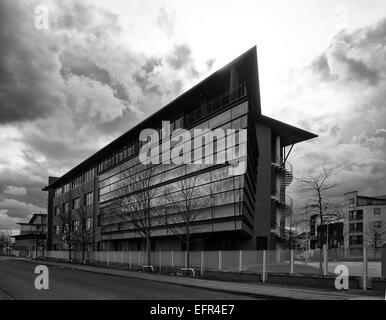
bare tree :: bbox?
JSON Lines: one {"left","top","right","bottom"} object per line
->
{"left": 74, "top": 202, "right": 94, "bottom": 263}
{"left": 33, "top": 221, "right": 46, "bottom": 259}
{"left": 162, "top": 167, "right": 210, "bottom": 268}
{"left": 364, "top": 221, "right": 386, "bottom": 248}
{"left": 110, "top": 163, "right": 161, "bottom": 267}
{"left": 55, "top": 203, "right": 77, "bottom": 262}
{"left": 0, "top": 231, "right": 12, "bottom": 255}
{"left": 298, "top": 163, "right": 342, "bottom": 273}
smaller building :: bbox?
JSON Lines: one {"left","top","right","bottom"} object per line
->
{"left": 343, "top": 191, "right": 386, "bottom": 251}
{"left": 13, "top": 213, "right": 48, "bottom": 257}
{"left": 309, "top": 214, "right": 343, "bottom": 249}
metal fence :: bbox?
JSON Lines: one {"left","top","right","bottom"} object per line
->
{"left": 21, "top": 247, "right": 386, "bottom": 283}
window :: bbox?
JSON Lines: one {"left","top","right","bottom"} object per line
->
{"left": 54, "top": 225, "right": 60, "bottom": 235}
{"left": 73, "top": 197, "right": 80, "bottom": 209}
{"left": 63, "top": 202, "right": 69, "bottom": 213}
{"left": 54, "top": 188, "right": 62, "bottom": 197}
{"left": 374, "top": 208, "right": 381, "bottom": 215}
{"left": 54, "top": 206, "right": 60, "bottom": 217}
{"left": 374, "top": 221, "right": 382, "bottom": 229}
{"left": 86, "top": 217, "right": 93, "bottom": 230}
{"left": 348, "top": 198, "right": 355, "bottom": 206}
{"left": 85, "top": 192, "right": 93, "bottom": 206}
{"left": 72, "top": 220, "right": 79, "bottom": 231}
{"left": 349, "top": 235, "right": 363, "bottom": 246}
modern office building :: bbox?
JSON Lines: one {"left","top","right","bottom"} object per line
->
{"left": 43, "top": 47, "right": 317, "bottom": 252}
{"left": 343, "top": 191, "right": 386, "bottom": 250}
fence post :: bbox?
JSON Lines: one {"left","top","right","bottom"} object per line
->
{"left": 200, "top": 251, "right": 204, "bottom": 277}
{"left": 290, "top": 250, "right": 294, "bottom": 274}
{"left": 238, "top": 250, "right": 242, "bottom": 273}
{"left": 121, "top": 251, "right": 123, "bottom": 264}
{"left": 159, "top": 251, "right": 162, "bottom": 273}
{"left": 323, "top": 245, "right": 328, "bottom": 276}
{"left": 129, "top": 251, "right": 132, "bottom": 269}
{"left": 218, "top": 250, "right": 222, "bottom": 271}
{"left": 363, "top": 248, "right": 368, "bottom": 291}
{"left": 171, "top": 251, "right": 174, "bottom": 268}
{"left": 113, "top": 251, "right": 116, "bottom": 264}
{"left": 262, "top": 250, "right": 266, "bottom": 282}
{"left": 138, "top": 251, "right": 140, "bottom": 266}
{"left": 185, "top": 251, "right": 188, "bottom": 268}
{"left": 107, "top": 251, "right": 110, "bottom": 266}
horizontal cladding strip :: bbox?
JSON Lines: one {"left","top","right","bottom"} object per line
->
{"left": 99, "top": 163, "right": 232, "bottom": 205}
{"left": 99, "top": 142, "right": 247, "bottom": 192}
{"left": 97, "top": 108, "right": 249, "bottom": 186}
{"left": 100, "top": 214, "right": 254, "bottom": 236}
{"left": 96, "top": 97, "right": 250, "bottom": 178}
{"left": 101, "top": 201, "right": 253, "bottom": 228}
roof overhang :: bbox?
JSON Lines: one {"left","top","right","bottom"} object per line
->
{"left": 256, "top": 115, "right": 318, "bottom": 146}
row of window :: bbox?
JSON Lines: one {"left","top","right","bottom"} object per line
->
{"left": 99, "top": 165, "right": 239, "bottom": 204}
{"left": 53, "top": 90, "right": 248, "bottom": 199}
{"left": 54, "top": 217, "right": 93, "bottom": 234}
{"left": 54, "top": 192, "right": 94, "bottom": 216}
{"left": 55, "top": 168, "right": 96, "bottom": 197}
{"left": 98, "top": 103, "right": 248, "bottom": 186}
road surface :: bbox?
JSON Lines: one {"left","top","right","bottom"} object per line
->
{"left": 0, "top": 257, "right": 255, "bottom": 300}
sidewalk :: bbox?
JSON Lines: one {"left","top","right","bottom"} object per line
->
{"left": 14, "top": 257, "right": 383, "bottom": 300}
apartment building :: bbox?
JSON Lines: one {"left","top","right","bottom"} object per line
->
{"left": 344, "top": 191, "right": 386, "bottom": 250}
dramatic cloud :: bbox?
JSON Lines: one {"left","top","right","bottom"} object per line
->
{"left": 276, "top": 17, "right": 386, "bottom": 210}
{"left": 4, "top": 186, "right": 27, "bottom": 196}
{"left": 0, "top": 0, "right": 212, "bottom": 229}
{"left": 0, "top": 0, "right": 385, "bottom": 231}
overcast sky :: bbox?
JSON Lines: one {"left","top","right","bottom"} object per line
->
{"left": 1, "top": 0, "right": 386, "bottom": 230}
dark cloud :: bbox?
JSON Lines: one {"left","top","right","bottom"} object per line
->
{"left": 60, "top": 52, "right": 131, "bottom": 104}
{"left": 142, "top": 58, "right": 162, "bottom": 74}
{"left": 167, "top": 44, "right": 193, "bottom": 70}
{"left": 0, "top": 1, "right": 64, "bottom": 124}
{"left": 334, "top": 52, "right": 380, "bottom": 85}
{"left": 310, "top": 54, "right": 338, "bottom": 81}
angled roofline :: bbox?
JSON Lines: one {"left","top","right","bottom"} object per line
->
{"left": 47, "top": 46, "right": 260, "bottom": 189}
{"left": 256, "top": 115, "right": 318, "bottom": 146}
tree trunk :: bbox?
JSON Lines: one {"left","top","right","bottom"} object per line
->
{"left": 146, "top": 232, "right": 151, "bottom": 266}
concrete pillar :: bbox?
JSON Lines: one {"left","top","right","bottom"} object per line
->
{"left": 381, "top": 248, "right": 386, "bottom": 278}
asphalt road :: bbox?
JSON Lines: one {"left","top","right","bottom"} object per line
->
{"left": 0, "top": 257, "right": 255, "bottom": 300}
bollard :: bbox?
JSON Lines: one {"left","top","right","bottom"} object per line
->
{"left": 129, "top": 251, "right": 132, "bottom": 269}
{"left": 290, "top": 250, "right": 294, "bottom": 274}
{"left": 218, "top": 250, "right": 222, "bottom": 271}
{"left": 171, "top": 251, "right": 174, "bottom": 268}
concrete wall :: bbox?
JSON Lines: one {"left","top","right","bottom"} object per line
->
{"left": 254, "top": 123, "right": 272, "bottom": 249}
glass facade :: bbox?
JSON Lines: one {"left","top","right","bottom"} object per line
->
{"left": 99, "top": 101, "right": 254, "bottom": 238}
